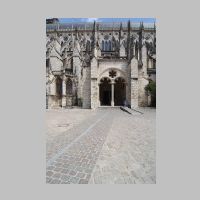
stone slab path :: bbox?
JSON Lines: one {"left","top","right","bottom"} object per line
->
{"left": 46, "top": 107, "right": 156, "bottom": 184}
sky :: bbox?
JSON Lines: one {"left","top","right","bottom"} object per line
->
{"left": 58, "top": 18, "right": 156, "bottom": 23}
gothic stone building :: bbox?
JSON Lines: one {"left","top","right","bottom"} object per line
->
{"left": 46, "top": 20, "right": 156, "bottom": 109}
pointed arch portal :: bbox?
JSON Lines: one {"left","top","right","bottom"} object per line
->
{"left": 99, "top": 76, "right": 126, "bottom": 106}
{"left": 99, "top": 77, "right": 111, "bottom": 106}
{"left": 114, "top": 77, "right": 126, "bottom": 106}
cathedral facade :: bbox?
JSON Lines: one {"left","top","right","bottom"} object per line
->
{"left": 46, "top": 20, "right": 156, "bottom": 109}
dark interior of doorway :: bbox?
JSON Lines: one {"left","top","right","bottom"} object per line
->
{"left": 100, "top": 78, "right": 111, "bottom": 106}
{"left": 114, "top": 77, "right": 126, "bottom": 106}
{"left": 102, "top": 90, "right": 111, "bottom": 105}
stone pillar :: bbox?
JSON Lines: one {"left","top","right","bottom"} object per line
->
{"left": 73, "top": 40, "right": 82, "bottom": 101}
{"left": 131, "top": 80, "right": 138, "bottom": 108}
{"left": 82, "top": 67, "right": 91, "bottom": 109}
{"left": 48, "top": 76, "right": 57, "bottom": 108}
{"left": 120, "top": 41, "right": 126, "bottom": 57}
{"left": 142, "top": 44, "right": 148, "bottom": 76}
{"left": 139, "top": 43, "right": 148, "bottom": 106}
{"left": 62, "top": 78, "right": 66, "bottom": 108}
{"left": 111, "top": 82, "right": 114, "bottom": 107}
{"left": 130, "top": 57, "right": 139, "bottom": 108}
{"left": 149, "top": 59, "right": 153, "bottom": 69}
{"left": 90, "top": 57, "right": 98, "bottom": 109}
{"left": 147, "top": 91, "right": 152, "bottom": 106}
{"left": 50, "top": 76, "right": 56, "bottom": 95}
{"left": 98, "top": 83, "right": 101, "bottom": 107}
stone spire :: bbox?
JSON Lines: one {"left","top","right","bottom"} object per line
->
{"left": 138, "top": 22, "right": 143, "bottom": 66}
{"left": 119, "top": 22, "right": 123, "bottom": 42}
{"left": 127, "top": 20, "right": 131, "bottom": 60}
{"left": 92, "top": 21, "right": 98, "bottom": 58}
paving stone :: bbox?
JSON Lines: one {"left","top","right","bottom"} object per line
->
{"left": 52, "top": 173, "right": 61, "bottom": 179}
{"left": 46, "top": 177, "right": 52, "bottom": 183}
{"left": 79, "top": 179, "right": 88, "bottom": 184}
{"left": 46, "top": 171, "right": 54, "bottom": 177}
{"left": 46, "top": 108, "right": 156, "bottom": 184}
{"left": 54, "top": 167, "right": 62, "bottom": 172}
{"left": 50, "top": 179, "right": 61, "bottom": 184}
{"left": 69, "top": 170, "right": 77, "bottom": 176}
{"left": 69, "top": 177, "right": 80, "bottom": 184}
{"left": 60, "top": 174, "right": 71, "bottom": 182}
{"left": 61, "top": 169, "right": 70, "bottom": 174}
{"left": 77, "top": 172, "right": 86, "bottom": 179}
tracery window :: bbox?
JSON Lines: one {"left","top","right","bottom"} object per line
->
{"left": 105, "top": 41, "right": 108, "bottom": 51}
{"left": 108, "top": 41, "right": 112, "bottom": 51}
{"left": 102, "top": 40, "right": 104, "bottom": 50}
{"left": 102, "top": 40, "right": 112, "bottom": 51}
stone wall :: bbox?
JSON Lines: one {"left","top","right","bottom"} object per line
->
{"left": 82, "top": 66, "right": 91, "bottom": 108}
{"left": 46, "top": 22, "right": 156, "bottom": 109}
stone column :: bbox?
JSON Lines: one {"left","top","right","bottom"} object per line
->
{"left": 140, "top": 43, "right": 148, "bottom": 106}
{"left": 133, "top": 43, "right": 135, "bottom": 57}
{"left": 90, "top": 57, "right": 98, "bottom": 109}
{"left": 48, "top": 75, "right": 57, "bottom": 108}
{"left": 62, "top": 78, "right": 66, "bottom": 108}
{"left": 142, "top": 44, "right": 148, "bottom": 76}
{"left": 50, "top": 76, "right": 56, "bottom": 96}
{"left": 130, "top": 57, "right": 139, "bottom": 108}
{"left": 98, "top": 83, "right": 101, "bottom": 107}
{"left": 111, "top": 81, "right": 115, "bottom": 107}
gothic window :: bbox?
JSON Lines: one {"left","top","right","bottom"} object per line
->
{"left": 102, "top": 40, "right": 104, "bottom": 51}
{"left": 105, "top": 41, "right": 108, "bottom": 51}
{"left": 66, "top": 79, "right": 73, "bottom": 95}
{"left": 56, "top": 76, "right": 62, "bottom": 97}
{"left": 108, "top": 40, "right": 112, "bottom": 51}
{"left": 86, "top": 40, "right": 91, "bottom": 52}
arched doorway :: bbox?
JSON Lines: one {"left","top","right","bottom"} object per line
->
{"left": 99, "top": 77, "right": 111, "bottom": 106}
{"left": 114, "top": 77, "right": 126, "bottom": 106}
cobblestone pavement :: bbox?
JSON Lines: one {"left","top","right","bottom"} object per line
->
{"left": 46, "top": 107, "right": 156, "bottom": 184}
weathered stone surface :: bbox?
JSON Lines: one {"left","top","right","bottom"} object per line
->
{"left": 46, "top": 21, "right": 156, "bottom": 109}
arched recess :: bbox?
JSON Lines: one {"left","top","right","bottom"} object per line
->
{"left": 99, "top": 77, "right": 111, "bottom": 106}
{"left": 66, "top": 78, "right": 73, "bottom": 95}
{"left": 108, "top": 40, "right": 112, "bottom": 51}
{"left": 114, "top": 77, "right": 126, "bottom": 106}
{"left": 55, "top": 76, "right": 62, "bottom": 107}
{"left": 102, "top": 40, "right": 104, "bottom": 50}
{"left": 56, "top": 76, "right": 62, "bottom": 97}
